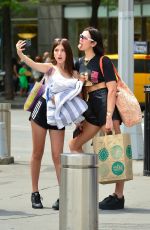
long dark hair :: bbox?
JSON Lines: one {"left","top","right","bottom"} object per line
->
{"left": 50, "top": 38, "right": 74, "bottom": 76}
{"left": 83, "top": 27, "right": 104, "bottom": 56}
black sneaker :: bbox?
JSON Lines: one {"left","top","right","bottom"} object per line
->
{"left": 52, "top": 199, "right": 59, "bottom": 210}
{"left": 31, "top": 191, "right": 43, "bottom": 209}
{"left": 99, "top": 194, "right": 124, "bottom": 210}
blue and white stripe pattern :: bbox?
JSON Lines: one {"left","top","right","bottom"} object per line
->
{"left": 46, "top": 79, "right": 88, "bottom": 129}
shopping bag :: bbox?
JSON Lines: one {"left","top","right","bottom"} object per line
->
{"left": 24, "top": 77, "right": 45, "bottom": 112}
{"left": 100, "top": 56, "right": 142, "bottom": 127}
{"left": 93, "top": 133, "right": 133, "bottom": 184}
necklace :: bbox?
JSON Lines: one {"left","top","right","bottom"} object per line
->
{"left": 84, "top": 54, "right": 95, "bottom": 66}
{"left": 84, "top": 59, "right": 90, "bottom": 66}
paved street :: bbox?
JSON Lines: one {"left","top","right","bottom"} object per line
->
{"left": 0, "top": 109, "right": 150, "bottom": 230}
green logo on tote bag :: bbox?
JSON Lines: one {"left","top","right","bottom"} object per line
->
{"left": 126, "top": 145, "right": 132, "bottom": 159}
{"left": 112, "top": 162, "right": 124, "bottom": 175}
{"left": 99, "top": 164, "right": 109, "bottom": 177}
{"left": 110, "top": 145, "right": 123, "bottom": 159}
{"left": 98, "top": 148, "right": 109, "bottom": 161}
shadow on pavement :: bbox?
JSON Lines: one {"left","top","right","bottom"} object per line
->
{"left": 99, "top": 207, "right": 150, "bottom": 214}
{"left": 0, "top": 209, "right": 33, "bottom": 217}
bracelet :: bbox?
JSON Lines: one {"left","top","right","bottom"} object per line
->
{"left": 106, "top": 111, "right": 112, "bottom": 117}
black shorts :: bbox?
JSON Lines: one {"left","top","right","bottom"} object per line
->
{"left": 29, "top": 97, "right": 65, "bottom": 130}
{"left": 84, "top": 88, "right": 121, "bottom": 127}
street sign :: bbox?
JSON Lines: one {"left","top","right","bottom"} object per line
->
{"left": 134, "top": 41, "right": 149, "bottom": 54}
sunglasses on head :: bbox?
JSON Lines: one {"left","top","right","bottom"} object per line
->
{"left": 54, "top": 38, "right": 68, "bottom": 42}
{"left": 79, "top": 34, "right": 94, "bottom": 42}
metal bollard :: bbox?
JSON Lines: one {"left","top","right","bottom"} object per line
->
{"left": 0, "top": 122, "right": 8, "bottom": 157}
{"left": 60, "top": 153, "right": 98, "bottom": 230}
{"left": 0, "top": 103, "right": 14, "bottom": 164}
{"left": 144, "top": 85, "right": 150, "bottom": 176}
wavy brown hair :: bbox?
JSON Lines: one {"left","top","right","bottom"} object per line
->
{"left": 50, "top": 38, "right": 74, "bottom": 76}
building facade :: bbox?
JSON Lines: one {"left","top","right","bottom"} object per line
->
{"left": 0, "top": 0, "right": 150, "bottom": 69}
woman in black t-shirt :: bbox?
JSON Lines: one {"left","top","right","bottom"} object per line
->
{"left": 69, "top": 27, "right": 125, "bottom": 211}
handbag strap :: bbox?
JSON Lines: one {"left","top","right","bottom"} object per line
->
{"left": 40, "top": 75, "right": 46, "bottom": 84}
{"left": 40, "top": 67, "right": 53, "bottom": 84}
{"left": 99, "top": 56, "right": 121, "bottom": 81}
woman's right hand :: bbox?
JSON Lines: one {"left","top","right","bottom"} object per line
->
{"left": 79, "top": 73, "right": 88, "bottom": 82}
{"left": 16, "top": 40, "right": 53, "bottom": 74}
{"left": 16, "top": 40, "right": 26, "bottom": 56}
{"left": 76, "top": 122, "right": 83, "bottom": 132}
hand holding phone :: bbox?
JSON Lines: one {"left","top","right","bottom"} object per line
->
{"left": 24, "top": 39, "right": 31, "bottom": 48}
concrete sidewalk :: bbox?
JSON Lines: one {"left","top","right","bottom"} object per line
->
{"left": 0, "top": 101, "right": 150, "bottom": 230}
{"left": 0, "top": 159, "right": 150, "bottom": 230}
{"left": 0, "top": 93, "right": 25, "bottom": 109}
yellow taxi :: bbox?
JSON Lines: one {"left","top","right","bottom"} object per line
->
{"left": 107, "top": 54, "right": 150, "bottom": 109}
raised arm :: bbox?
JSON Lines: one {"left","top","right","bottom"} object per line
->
{"left": 16, "top": 40, "right": 53, "bottom": 73}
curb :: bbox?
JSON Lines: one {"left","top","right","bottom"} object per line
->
{"left": 11, "top": 104, "right": 24, "bottom": 109}
{"left": 0, "top": 99, "right": 25, "bottom": 110}
{"left": 0, "top": 156, "right": 14, "bottom": 165}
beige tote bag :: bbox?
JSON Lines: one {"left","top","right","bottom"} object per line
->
{"left": 93, "top": 133, "right": 133, "bottom": 184}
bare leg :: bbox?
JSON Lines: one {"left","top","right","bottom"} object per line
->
{"left": 69, "top": 120, "right": 100, "bottom": 153}
{"left": 30, "top": 120, "right": 47, "bottom": 192}
{"left": 49, "top": 129, "right": 65, "bottom": 184}
{"left": 113, "top": 120, "right": 124, "bottom": 198}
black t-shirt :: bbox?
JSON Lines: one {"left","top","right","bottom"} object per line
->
{"left": 74, "top": 55, "right": 116, "bottom": 84}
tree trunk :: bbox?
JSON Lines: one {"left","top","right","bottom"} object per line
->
{"left": 2, "top": 6, "right": 14, "bottom": 100}
{"left": 90, "top": 0, "right": 101, "bottom": 28}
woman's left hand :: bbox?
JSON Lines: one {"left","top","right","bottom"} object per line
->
{"left": 105, "top": 116, "right": 113, "bottom": 133}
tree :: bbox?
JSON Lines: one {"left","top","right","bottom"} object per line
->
{"left": 90, "top": 0, "right": 101, "bottom": 28}
{"left": 1, "top": 2, "right": 15, "bottom": 99}
{"left": 90, "top": 0, "right": 117, "bottom": 28}
{"left": 0, "top": 0, "right": 39, "bottom": 100}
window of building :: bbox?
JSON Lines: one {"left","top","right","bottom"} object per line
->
{"left": 12, "top": 21, "right": 37, "bottom": 58}
{"left": 146, "top": 59, "right": 150, "bottom": 73}
{"left": 134, "top": 59, "right": 145, "bottom": 72}
{"left": 64, "top": 1, "right": 150, "bottom": 57}
{"left": 11, "top": 4, "right": 38, "bottom": 58}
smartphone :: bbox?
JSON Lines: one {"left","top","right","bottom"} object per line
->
{"left": 24, "top": 39, "right": 31, "bottom": 47}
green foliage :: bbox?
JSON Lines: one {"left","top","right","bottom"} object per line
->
{"left": 28, "top": 0, "right": 40, "bottom": 4}
{"left": 0, "top": 0, "right": 19, "bottom": 9}
{"left": 0, "top": 0, "right": 39, "bottom": 11}
{"left": 101, "top": 0, "right": 117, "bottom": 5}
{"left": 101, "top": 0, "right": 118, "bottom": 11}
{"left": 38, "top": 0, "right": 58, "bottom": 4}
